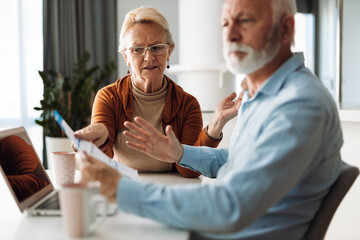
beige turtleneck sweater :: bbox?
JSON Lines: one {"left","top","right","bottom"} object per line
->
{"left": 113, "top": 79, "right": 173, "bottom": 172}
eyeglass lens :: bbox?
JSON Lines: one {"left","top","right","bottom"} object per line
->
{"left": 129, "top": 44, "right": 168, "bottom": 56}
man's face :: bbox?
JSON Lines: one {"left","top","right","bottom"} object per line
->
{"left": 222, "top": 0, "right": 281, "bottom": 75}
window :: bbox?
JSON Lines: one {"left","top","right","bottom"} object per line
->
{"left": 292, "top": 13, "right": 315, "bottom": 73}
{"left": 0, "top": 0, "right": 43, "bottom": 159}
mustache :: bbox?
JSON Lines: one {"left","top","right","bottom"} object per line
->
{"left": 223, "top": 43, "right": 253, "bottom": 53}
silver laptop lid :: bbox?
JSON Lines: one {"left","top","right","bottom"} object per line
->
{"left": 0, "top": 127, "right": 55, "bottom": 212}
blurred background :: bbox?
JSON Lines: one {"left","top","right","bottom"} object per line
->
{"left": 0, "top": 0, "right": 358, "bottom": 239}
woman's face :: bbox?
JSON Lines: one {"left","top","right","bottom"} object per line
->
{"left": 122, "top": 23, "right": 172, "bottom": 88}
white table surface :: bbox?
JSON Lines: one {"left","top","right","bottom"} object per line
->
{"left": 0, "top": 171, "right": 203, "bottom": 240}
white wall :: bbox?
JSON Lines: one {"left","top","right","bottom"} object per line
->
{"left": 173, "top": 0, "right": 236, "bottom": 112}
{"left": 326, "top": 121, "right": 360, "bottom": 240}
{"left": 340, "top": 122, "right": 360, "bottom": 168}
{"left": 317, "top": 0, "right": 337, "bottom": 97}
{"left": 341, "top": 0, "right": 360, "bottom": 108}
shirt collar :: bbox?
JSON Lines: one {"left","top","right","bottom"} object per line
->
{"left": 241, "top": 52, "right": 305, "bottom": 97}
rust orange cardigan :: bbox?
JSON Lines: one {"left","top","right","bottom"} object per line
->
{"left": 91, "top": 75, "right": 221, "bottom": 178}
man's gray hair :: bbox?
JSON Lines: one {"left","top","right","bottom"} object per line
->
{"left": 272, "top": 0, "right": 297, "bottom": 43}
{"left": 272, "top": 0, "right": 297, "bottom": 24}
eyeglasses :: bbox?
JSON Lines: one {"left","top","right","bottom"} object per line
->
{"left": 128, "top": 43, "right": 169, "bottom": 56}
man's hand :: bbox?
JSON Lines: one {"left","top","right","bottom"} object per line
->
{"left": 207, "top": 91, "right": 243, "bottom": 139}
{"left": 74, "top": 123, "right": 109, "bottom": 147}
{"left": 79, "top": 152, "right": 121, "bottom": 203}
{"left": 123, "top": 117, "right": 184, "bottom": 163}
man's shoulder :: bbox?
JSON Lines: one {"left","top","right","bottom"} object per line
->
{"left": 279, "top": 68, "right": 335, "bottom": 109}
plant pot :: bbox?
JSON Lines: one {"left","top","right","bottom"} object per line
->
{"left": 45, "top": 136, "right": 73, "bottom": 170}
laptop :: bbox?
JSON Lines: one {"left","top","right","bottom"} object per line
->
{"left": 0, "top": 126, "right": 61, "bottom": 215}
{"left": 0, "top": 126, "right": 118, "bottom": 216}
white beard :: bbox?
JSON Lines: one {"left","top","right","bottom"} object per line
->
{"left": 223, "top": 27, "right": 281, "bottom": 75}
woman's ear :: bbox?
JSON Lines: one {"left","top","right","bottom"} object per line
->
{"left": 168, "top": 45, "right": 175, "bottom": 57}
{"left": 121, "top": 50, "right": 129, "bottom": 66}
{"left": 280, "top": 14, "right": 295, "bottom": 44}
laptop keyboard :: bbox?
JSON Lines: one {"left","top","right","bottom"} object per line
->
{"left": 35, "top": 192, "right": 60, "bottom": 210}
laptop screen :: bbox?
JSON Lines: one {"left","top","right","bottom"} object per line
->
{"left": 0, "top": 128, "right": 50, "bottom": 203}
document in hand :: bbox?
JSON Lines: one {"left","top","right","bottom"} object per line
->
{"left": 54, "top": 110, "right": 139, "bottom": 180}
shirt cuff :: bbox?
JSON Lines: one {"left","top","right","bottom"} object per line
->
{"left": 179, "top": 145, "right": 203, "bottom": 172}
{"left": 117, "top": 178, "right": 145, "bottom": 216}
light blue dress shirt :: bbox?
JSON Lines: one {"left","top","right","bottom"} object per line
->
{"left": 117, "top": 54, "right": 343, "bottom": 240}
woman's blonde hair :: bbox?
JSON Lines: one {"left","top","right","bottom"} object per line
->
{"left": 118, "top": 6, "right": 175, "bottom": 52}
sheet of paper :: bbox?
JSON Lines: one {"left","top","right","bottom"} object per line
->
{"left": 54, "top": 110, "right": 139, "bottom": 180}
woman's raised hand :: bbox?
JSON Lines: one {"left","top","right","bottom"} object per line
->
{"left": 123, "top": 117, "right": 183, "bottom": 164}
{"left": 207, "top": 91, "right": 244, "bottom": 139}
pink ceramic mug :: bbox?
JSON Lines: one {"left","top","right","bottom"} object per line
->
{"left": 60, "top": 181, "right": 108, "bottom": 237}
{"left": 51, "top": 151, "right": 76, "bottom": 187}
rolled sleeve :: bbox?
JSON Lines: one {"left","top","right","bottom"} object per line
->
{"left": 117, "top": 178, "right": 145, "bottom": 216}
{"left": 180, "top": 145, "right": 228, "bottom": 178}
{"left": 179, "top": 145, "right": 202, "bottom": 169}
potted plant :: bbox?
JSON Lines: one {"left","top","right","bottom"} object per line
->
{"left": 34, "top": 51, "right": 116, "bottom": 167}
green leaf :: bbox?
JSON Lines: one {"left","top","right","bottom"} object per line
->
{"left": 34, "top": 51, "right": 116, "bottom": 137}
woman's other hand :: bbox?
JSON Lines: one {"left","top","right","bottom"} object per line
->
{"left": 207, "top": 91, "right": 244, "bottom": 139}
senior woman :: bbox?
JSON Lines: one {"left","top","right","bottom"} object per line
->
{"left": 75, "top": 6, "right": 242, "bottom": 177}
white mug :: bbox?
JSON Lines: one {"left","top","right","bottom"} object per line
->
{"left": 51, "top": 151, "right": 76, "bottom": 187}
{"left": 60, "top": 181, "right": 108, "bottom": 237}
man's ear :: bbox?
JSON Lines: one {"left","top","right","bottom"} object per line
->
{"left": 280, "top": 14, "right": 295, "bottom": 44}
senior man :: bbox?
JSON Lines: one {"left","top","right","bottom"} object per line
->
{"left": 80, "top": 0, "right": 343, "bottom": 239}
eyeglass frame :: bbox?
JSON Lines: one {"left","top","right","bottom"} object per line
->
{"left": 126, "top": 43, "right": 170, "bottom": 57}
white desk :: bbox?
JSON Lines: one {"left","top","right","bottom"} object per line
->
{"left": 0, "top": 172, "right": 202, "bottom": 240}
